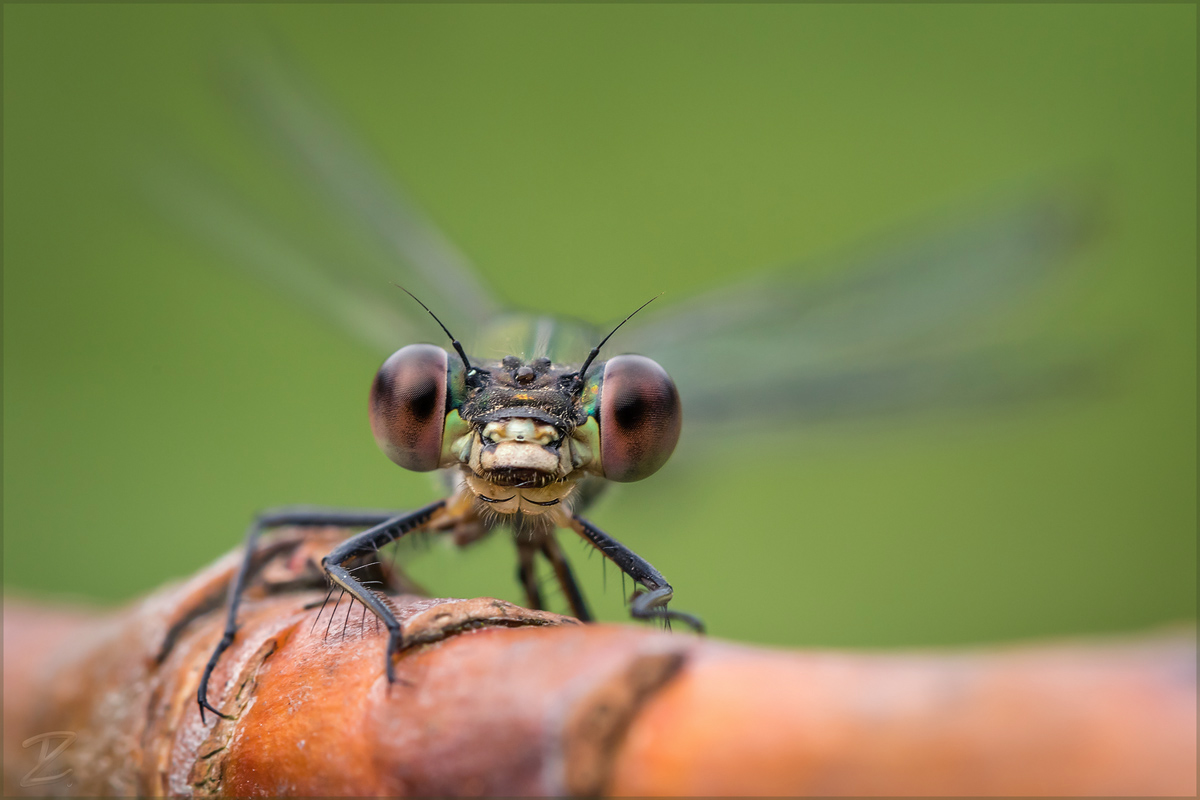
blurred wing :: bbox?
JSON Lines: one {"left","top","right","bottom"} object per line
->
{"left": 149, "top": 49, "right": 1107, "bottom": 428}
{"left": 149, "top": 167, "right": 423, "bottom": 353}
{"left": 620, "top": 192, "right": 1107, "bottom": 426}
{"left": 147, "top": 47, "right": 500, "bottom": 353}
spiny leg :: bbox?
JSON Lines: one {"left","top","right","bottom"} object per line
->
{"left": 516, "top": 544, "right": 545, "bottom": 611}
{"left": 568, "top": 514, "right": 704, "bottom": 633}
{"left": 541, "top": 536, "right": 593, "bottom": 622}
{"left": 322, "top": 500, "right": 447, "bottom": 685}
{"left": 197, "top": 508, "right": 405, "bottom": 722}
{"left": 325, "top": 589, "right": 346, "bottom": 640}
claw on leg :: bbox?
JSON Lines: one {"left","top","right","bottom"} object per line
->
{"left": 568, "top": 514, "right": 704, "bottom": 634}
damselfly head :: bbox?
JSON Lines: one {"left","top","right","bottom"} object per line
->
{"left": 369, "top": 294, "right": 682, "bottom": 502}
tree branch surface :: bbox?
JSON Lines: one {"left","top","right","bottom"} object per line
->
{"left": 3, "top": 528, "right": 1195, "bottom": 796}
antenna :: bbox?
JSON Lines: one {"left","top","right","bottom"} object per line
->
{"left": 574, "top": 294, "right": 661, "bottom": 391}
{"left": 394, "top": 285, "right": 473, "bottom": 373}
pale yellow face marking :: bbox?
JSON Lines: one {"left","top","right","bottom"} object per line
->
{"left": 481, "top": 418, "right": 559, "bottom": 446}
{"left": 457, "top": 417, "right": 588, "bottom": 515}
{"left": 469, "top": 417, "right": 573, "bottom": 479}
{"left": 480, "top": 441, "right": 559, "bottom": 473}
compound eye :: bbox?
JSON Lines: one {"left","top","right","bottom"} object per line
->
{"left": 598, "top": 355, "right": 681, "bottom": 482}
{"left": 369, "top": 344, "right": 448, "bottom": 472}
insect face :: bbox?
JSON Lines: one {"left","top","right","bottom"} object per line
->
{"left": 454, "top": 355, "right": 594, "bottom": 505}
{"left": 369, "top": 344, "right": 681, "bottom": 502}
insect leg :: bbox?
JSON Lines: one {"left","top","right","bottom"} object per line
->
{"left": 196, "top": 508, "right": 404, "bottom": 722}
{"left": 568, "top": 515, "right": 704, "bottom": 633}
{"left": 322, "top": 500, "right": 448, "bottom": 685}
{"left": 516, "top": 544, "right": 545, "bottom": 611}
{"left": 541, "top": 536, "right": 593, "bottom": 622}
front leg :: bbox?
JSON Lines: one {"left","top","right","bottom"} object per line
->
{"left": 197, "top": 507, "right": 409, "bottom": 722}
{"left": 567, "top": 514, "right": 704, "bottom": 633}
{"left": 322, "top": 500, "right": 447, "bottom": 685}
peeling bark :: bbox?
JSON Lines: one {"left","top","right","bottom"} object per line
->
{"left": 3, "top": 529, "right": 1195, "bottom": 796}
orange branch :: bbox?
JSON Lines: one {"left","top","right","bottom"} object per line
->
{"left": 3, "top": 532, "right": 1195, "bottom": 796}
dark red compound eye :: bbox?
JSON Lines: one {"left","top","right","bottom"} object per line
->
{"left": 369, "top": 344, "right": 448, "bottom": 472}
{"left": 598, "top": 354, "right": 682, "bottom": 482}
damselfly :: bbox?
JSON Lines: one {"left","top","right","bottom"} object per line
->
{"left": 162, "top": 57, "right": 1099, "bottom": 722}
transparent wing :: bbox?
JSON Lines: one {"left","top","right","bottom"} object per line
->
{"left": 147, "top": 46, "right": 500, "bottom": 352}
{"left": 619, "top": 191, "right": 1107, "bottom": 426}
{"left": 149, "top": 164, "right": 424, "bottom": 353}
{"left": 224, "top": 51, "right": 500, "bottom": 329}
{"left": 149, "top": 49, "right": 1107, "bottom": 429}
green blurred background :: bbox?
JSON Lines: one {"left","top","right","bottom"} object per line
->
{"left": 3, "top": 5, "right": 1194, "bottom": 648}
